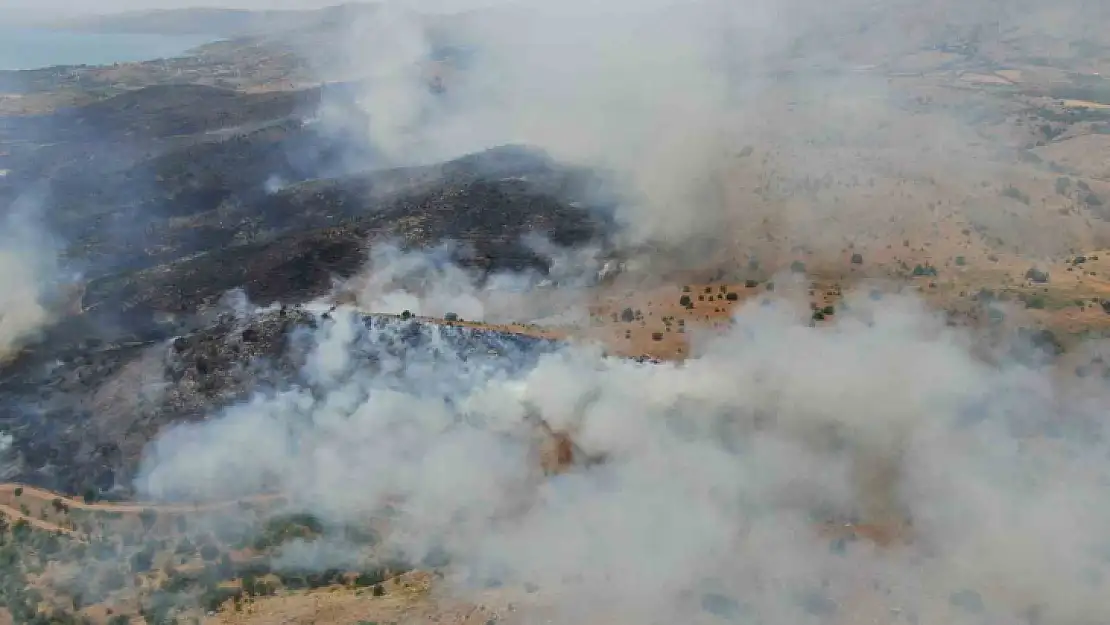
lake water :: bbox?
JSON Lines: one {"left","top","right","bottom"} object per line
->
{"left": 0, "top": 28, "right": 217, "bottom": 71}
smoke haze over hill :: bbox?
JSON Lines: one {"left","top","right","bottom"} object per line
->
{"left": 135, "top": 289, "right": 1110, "bottom": 625}
{"left": 117, "top": 2, "right": 1110, "bottom": 623}
{"left": 3, "top": 0, "right": 1110, "bottom": 623}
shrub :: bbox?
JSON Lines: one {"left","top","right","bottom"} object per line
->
{"left": 130, "top": 548, "right": 154, "bottom": 573}
{"left": 354, "top": 569, "right": 386, "bottom": 587}
{"left": 139, "top": 509, "right": 157, "bottom": 531}
{"left": 242, "top": 575, "right": 276, "bottom": 597}
{"left": 679, "top": 295, "right": 692, "bottom": 307}
{"left": 202, "top": 586, "right": 242, "bottom": 613}
{"left": 218, "top": 553, "right": 234, "bottom": 578}
{"left": 620, "top": 308, "right": 635, "bottom": 322}
{"left": 955, "top": 256, "right": 966, "bottom": 266}
{"left": 790, "top": 260, "right": 806, "bottom": 273}
{"left": 701, "top": 593, "right": 742, "bottom": 619}
{"left": 1025, "top": 268, "right": 1049, "bottom": 283}
{"left": 401, "top": 310, "right": 412, "bottom": 320}
{"left": 13, "top": 487, "right": 21, "bottom": 497}
{"left": 725, "top": 292, "right": 739, "bottom": 301}
{"left": 796, "top": 590, "right": 838, "bottom": 617}
{"left": 949, "top": 589, "right": 984, "bottom": 614}
{"left": 1001, "top": 186, "right": 1030, "bottom": 204}
{"left": 200, "top": 544, "right": 221, "bottom": 561}
{"left": 850, "top": 253, "right": 863, "bottom": 264}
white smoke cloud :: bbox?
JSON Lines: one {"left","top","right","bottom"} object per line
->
{"left": 315, "top": 0, "right": 755, "bottom": 257}
{"left": 81, "top": 1, "right": 1110, "bottom": 623}
{"left": 333, "top": 240, "right": 603, "bottom": 324}
{"left": 135, "top": 290, "right": 1110, "bottom": 624}
{"left": 0, "top": 196, "right": 63, "bottom": 361}
{"left": 305, "top": 0, "right": 1110, "bottom": 274}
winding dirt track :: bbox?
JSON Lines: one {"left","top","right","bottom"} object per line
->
{"left": 0, "top": 482, "right": 288, "bottom": 538}
{"left": 0, "top": 483, "right": 285, "bottom": 513}
{"left": 0, "top": 502, "right": 81, "bottom": 536}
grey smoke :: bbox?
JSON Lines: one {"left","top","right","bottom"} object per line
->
{"left": 319, "top": 0, "right": 748, "bottom": 258}
{"left": 0, "top": 195, "right": 63, "bottom": 361}
{"left": 135, "top": 289, "right": 1110, "bottom": 624}
{"left": 308, "top": 0, "right": 1110, "bottom": 273}
{"left": 334, "top": 240, "right": 603, "bottom": 324}
{"left": 89, "top": 0, "right": 1110, "bottom": 623}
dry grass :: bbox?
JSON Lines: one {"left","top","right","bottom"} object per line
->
{"left": 1062, "top": 99, "right": 1110, "bottom": 109}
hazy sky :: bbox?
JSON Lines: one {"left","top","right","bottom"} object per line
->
{"left": 0, "top": 0, "right": 346, "bottom": 9}
{"left": 0, "top": 0, "right": 508, "bottom": 17}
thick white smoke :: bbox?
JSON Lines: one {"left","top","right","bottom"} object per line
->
{"left": 135, "top": 290, "right": 1110, "bottom": 624}
{"left": 333, "top": 240, "right": 604, "bottom": 325}
{"left": 0, "top": 197, "right": 64, "bottom": 361}
{"left": 319, "top": 0, "right": 754, "bottom": 255}
{"left": 97, "top": 1, "right": 1110, "bottom": 623}
{"left": 312, "top": 0, "right": 1110, "bottom": 273}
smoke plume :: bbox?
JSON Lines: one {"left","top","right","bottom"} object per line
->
{"left": 134, "top": 287, "right": 1110, "bottom": 624}
{"left": 53, "top": 0, "right": 1110, "bottom": 623}
{"left": 313, "top": 0, "right": 754, "bottom": 263}
{"left": 332, "top": 239, "right": 604, "bottom": 325}
{"left": 304, "top": 0, "right": 1110, "bottom": 277}
{"left": 0, "top": 195, "right": 64, "bottom": 361}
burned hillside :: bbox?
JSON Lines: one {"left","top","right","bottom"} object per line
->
{"left": 0, "top": 72, "right": 614, "bottom": 504}
{"left": 0, "top": 72, "right": 612, "bottom": 337}
{"left": 0, "top": 306, "right": 564, "bottom": 499}
{"left": 77, "top": 165, "right": 609, "bottom": 333}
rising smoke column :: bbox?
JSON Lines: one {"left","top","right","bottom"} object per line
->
{"left": 0, "top": 196, "right": 63, "bottom": 361}
{"left": 135, "top": 290, "right": 1110, "bottom": 625}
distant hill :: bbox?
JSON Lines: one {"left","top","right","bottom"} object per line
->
{"left": 48, "top": 3, "right": 381, "bottom": 37}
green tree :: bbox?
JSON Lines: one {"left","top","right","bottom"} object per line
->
{"left": 139, "top": 509, "right": 157, "bottom": 531}
{"left": 130, "top": 548, "right": 154, "bottom": 573}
